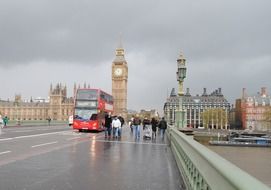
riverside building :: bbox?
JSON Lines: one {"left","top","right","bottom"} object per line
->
{"left": 164, "top": 88, "right": 231, "bottom": 129}
{"left": 236, "top": 87, "right": 271, "bottom": 130}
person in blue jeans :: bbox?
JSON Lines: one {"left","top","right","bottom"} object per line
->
{"left": 133, "top": 115, "right": 141, "bottom": 140}
{"left": 112, "top": 116, "right": 121, "bottom": 138}
{"left": 158, "top": 117, "right": 167, "bottom": 138}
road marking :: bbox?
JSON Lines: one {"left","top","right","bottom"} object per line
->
{"left": 0, "top": 131, "right": 69, "bottom": 142}
{"left": 31, "top": 141, "right": 58, "bottom": 148}
{"left": 0, "top": 138, "right": 13, "bottom": 142}
{"left": 0, "top": 150, "right": 11, "bottom": 155}
{"left": 15, "top": 131, "right": 68, "bottom": 139}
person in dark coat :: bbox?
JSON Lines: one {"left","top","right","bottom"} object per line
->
{"left": 151, "top": 117, "right": 158, "bottom": 138}
{"left": 142, "top": 117, "right": 151, "bottom": 130}
{"left": 118, "top": 114, "right": 125, "bottom": 137}
{"left": 133, "top": 115, "right": 141, "bottom": 140}
{"left": 104, "top": 112, "right": 112, "bottom": 138}
{"left": 158, "top": 117, "right": 167, "bottom": 138}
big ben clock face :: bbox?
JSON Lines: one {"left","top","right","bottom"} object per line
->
{"left": 114, "top": 68, "right": 123, "bottom": 76}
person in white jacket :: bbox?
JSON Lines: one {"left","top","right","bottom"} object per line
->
{"left": 112, "top": 116, "right": 121, "bottom": 138}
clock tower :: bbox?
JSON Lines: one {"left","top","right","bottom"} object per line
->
{"left": 112, "top": 41, "right": 128, "bottom": 120}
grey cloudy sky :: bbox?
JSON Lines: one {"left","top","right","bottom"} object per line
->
{"left": 0, "top": 0, "right": 271, "bottom": 113}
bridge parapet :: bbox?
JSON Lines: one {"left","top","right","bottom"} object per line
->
{"left": 167, "top": 126, "right": 271, "bottom": 190}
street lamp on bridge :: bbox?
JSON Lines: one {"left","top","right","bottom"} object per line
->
{"left": 175, "top": 52, "right": 187, "bottom": 129}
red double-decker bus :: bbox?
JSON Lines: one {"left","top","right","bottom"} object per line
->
{"left": 73, "top": 88, "right": 113, "bottom": 132}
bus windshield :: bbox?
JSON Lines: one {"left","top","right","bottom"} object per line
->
{"left": 76, "top": 89, "right": 97, "bottom": 100}
{"left": 74, "top": 109, "right": 97, "bottom": 120}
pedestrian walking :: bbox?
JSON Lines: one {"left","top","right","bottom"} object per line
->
{"left": 0, "top": 115, "right": 3, "bottom": 129}
{"left": 112, "top": 116, "right": 121, "bottom": 138}
{"left": 118, "top": 114, "right": 125, "bottom": 137}
{"left": 133, "top": 114, "right": 141, "bottom": 140}
{"left": 129, "top": 116, "right": 134, "bottom": 133}
{"left": 143, "top": 117, "right": 150, "bottom": 130}
{"left": 3, "top": 116, "right": 9, "bottom": 127}
{"left": 47, "top": 116, "right": 51, "bottom": 126}
{"left": 151, "top": 117, "right": 158, "bottom": 139}
{"left": 158, "top": 117, "right": 167, "bottom": 138}
{"left": 104, "top": 112, "right": 112, "bottom": 138}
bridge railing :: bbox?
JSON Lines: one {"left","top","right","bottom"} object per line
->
{"left": 167, "top": 126, "right": 271, "bottom": 190}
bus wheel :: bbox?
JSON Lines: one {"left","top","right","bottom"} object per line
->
{"left": 79, "top": 129, "right": 82, "bottom": 132}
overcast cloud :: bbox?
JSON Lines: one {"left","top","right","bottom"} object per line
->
{"left": 0, "top": 0, "right": 271, "bottom": 113}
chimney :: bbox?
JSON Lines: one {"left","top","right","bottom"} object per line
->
{"left": 186, "top": 88, "right": 191, "bottom": 96}
{"left": 218, "top": 88, "right": 222, "bottom": 95}
{"left": 261, "top": 87, "right": 267, "bottom": 97}
{"left": 202, "top": 88, "right": 207, "bottom": 96}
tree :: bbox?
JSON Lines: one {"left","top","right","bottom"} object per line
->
{"left": 202, "top": 108, "right": 228, "bottom": 129}
{"left": 263, "top": 107, "right": 271, "bottom": 129}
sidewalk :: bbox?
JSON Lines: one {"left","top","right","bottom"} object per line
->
{"left": 95, "top": 126, "right": 185, "bottom": 190}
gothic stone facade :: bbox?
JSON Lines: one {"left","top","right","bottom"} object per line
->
{"left": 0, "top": 84, "right": 74, "bottom": 121}
{"left": 112, "top": 44, "right": 128, "bottom": 120}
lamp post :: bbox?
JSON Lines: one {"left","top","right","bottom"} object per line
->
{"left": 175, "top": 52, "right": 187, "bottom": 129}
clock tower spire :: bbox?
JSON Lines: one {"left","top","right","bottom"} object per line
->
{"left": 112, "top": 38, "right": 128, "bottom": 120}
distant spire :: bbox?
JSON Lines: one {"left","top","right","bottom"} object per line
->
{"left": 73, "top": 83, "right": 77, "bottom": 97}
{"left": 50, "top": 83, "right": 53, "bottom": 93}
{"left": 113, "top": 34, "right": 126, "bottom": 63}
{"left": 117, "top": 33, "right": 123, "bottom": 49}
{"left": 64, "top": 84, "right": 67, "bottom": 97}
{"left": 242, "top": 88, "right": 246, "bottom": 99}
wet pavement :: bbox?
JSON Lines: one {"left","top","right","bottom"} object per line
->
{"left": 0, "top": 126, "right": 183, "bottom": 190}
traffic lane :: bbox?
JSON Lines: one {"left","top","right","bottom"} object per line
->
{"left": 0, "top": 137, "right": 182, "bottom": 190}
{"left": 0, "top": 125, "right": 72, "bottom": 139}
{"left": 0, "top": 130, "right": 105, "bottom": 166}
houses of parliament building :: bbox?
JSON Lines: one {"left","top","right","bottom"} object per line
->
{"left": 0, "top": 83, "right": 75, "bottom": 121}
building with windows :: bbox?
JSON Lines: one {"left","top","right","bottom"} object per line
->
{"left": 0, "top": 83, "right": 74, "bottom": 121}
{"left": 138, "top": 109, "right": 159, "bottom": 119}
{"left": 164, "top": 87, "right": 231, "bottom": 129}
{"left": 236, "top": 87, "right": 271, "bottom": 130}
